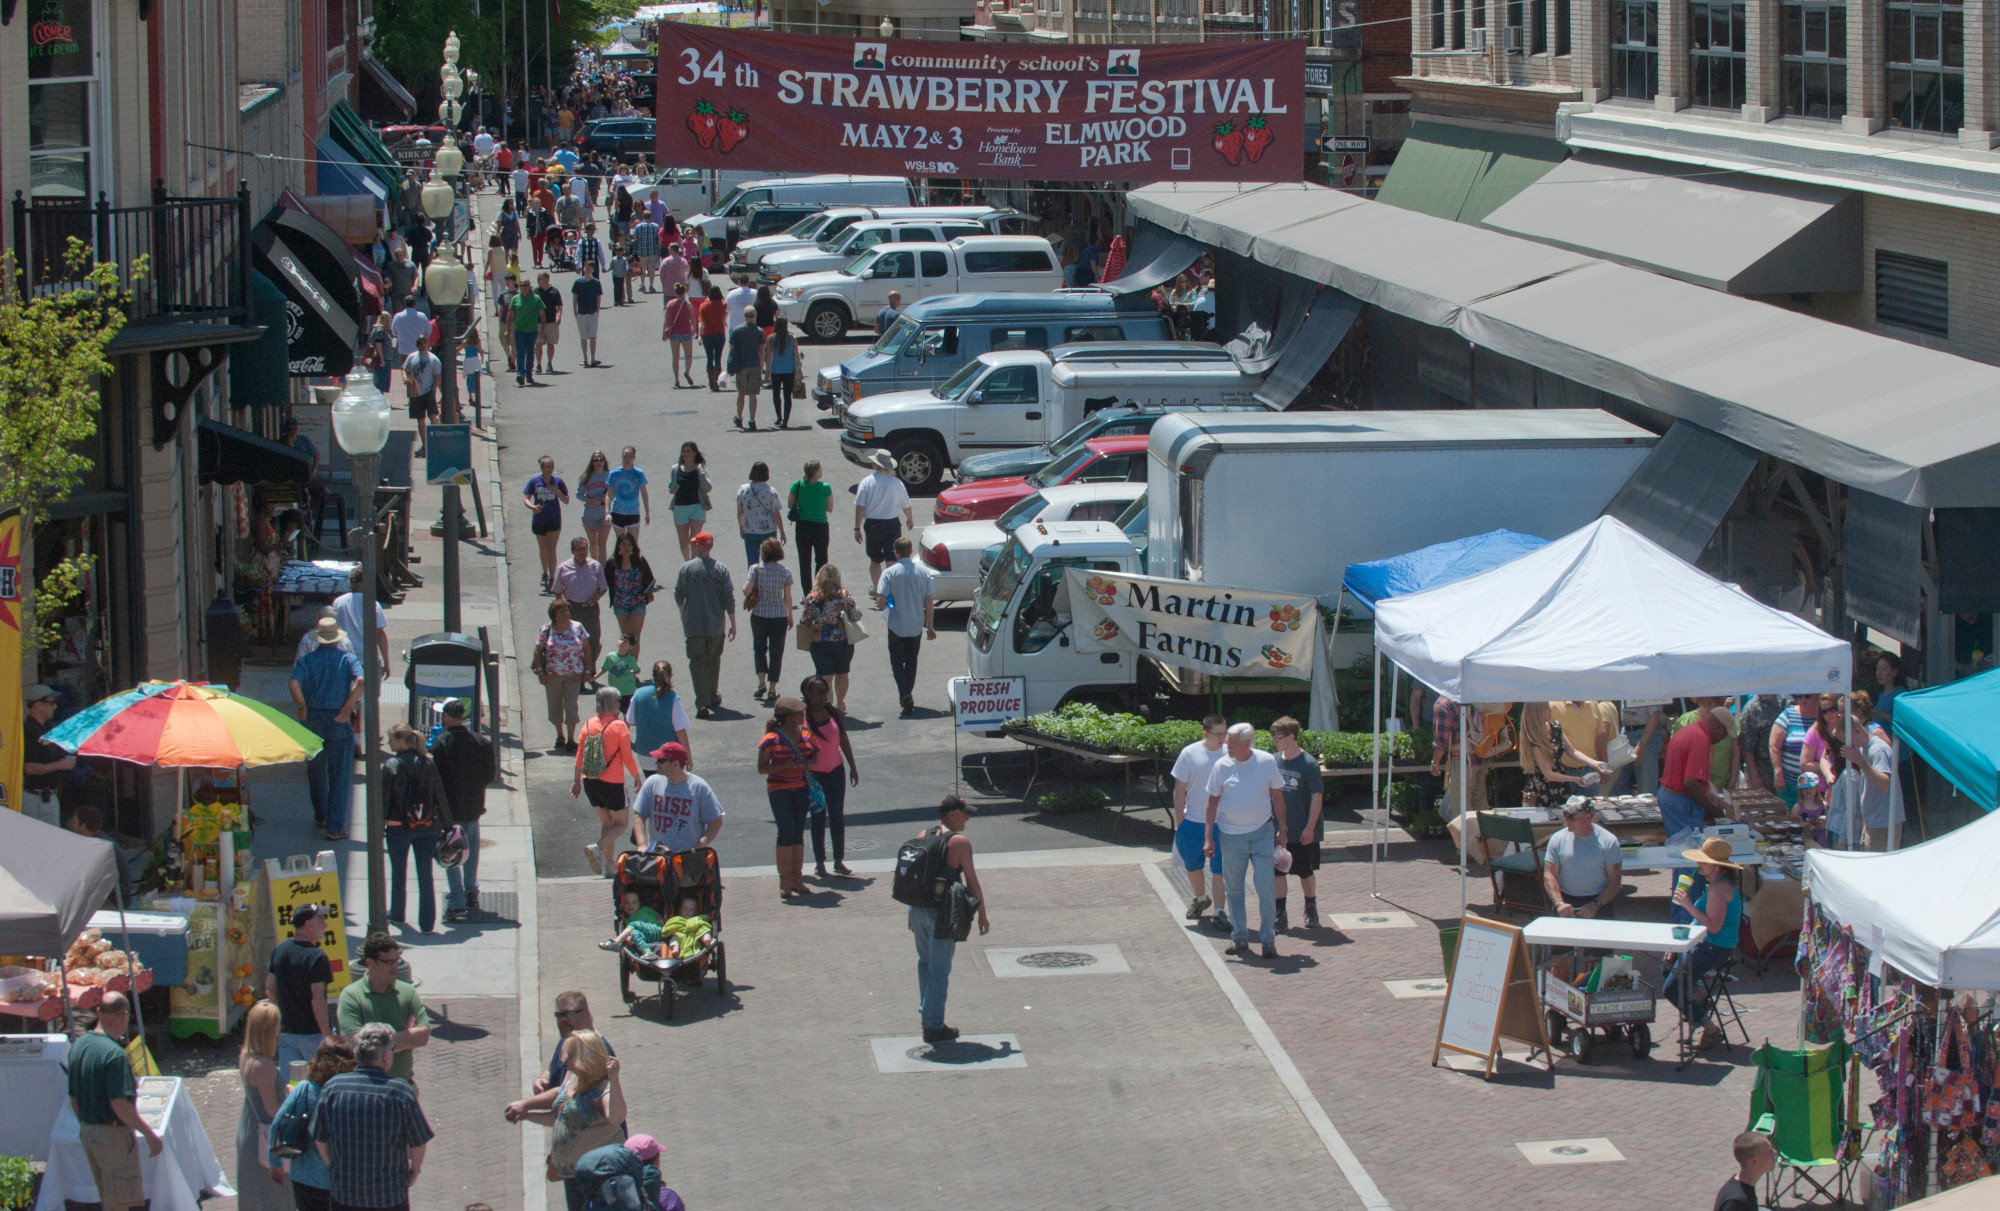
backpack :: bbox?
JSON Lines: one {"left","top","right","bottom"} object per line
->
{"left": 270, "top": 1083, "right": 316, "bottom": 1157}
{"left": 580, "top": 725, "right": 610, "bottom": 779}
{"left": 891, "top": 828, "right": 958, "bottom": 909}
{"left": 391, "top": 757, "right": 437, "bottom": 828}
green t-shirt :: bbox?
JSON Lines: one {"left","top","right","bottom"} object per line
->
{"left": 789, "top": 479, "right": 833, "bottom": 524}
{"left": 66, "top": 1030, "right": 135, "bottom": 1125}
{"left": 511, "top": 291, "right": 545, "bottom": 333}
{"left": 602, "top": 653, "right": 640, "bottom": 697}
{"left": 336, "top": 978, "right": 431, "bottom": 1080}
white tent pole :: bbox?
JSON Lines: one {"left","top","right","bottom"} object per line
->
{"left": 1843, "top": 696, "right": 1854, "bottom": 851}
{"left": 1387, "top": 661, "right": 1402, "bottom": 859}
{"left": 1459, "top": 709, "right": 1469, "bottom": 914}
{"left": 1371, "top": 646, "right": 1380, "bottom": 899}
{"left": 1889, "top": 735, "right": 1902, "bottom": 852}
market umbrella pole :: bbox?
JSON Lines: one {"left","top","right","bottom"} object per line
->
{"left": 1458, "top": 722, "right": 1469, "bottom": 913}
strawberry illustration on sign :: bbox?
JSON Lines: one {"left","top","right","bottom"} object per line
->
{"left": 717, "top": 107, "right": 750, "bottom": 152}
{"left": 1212, "top": 120, "right": 1243, "bottom": 166}
{"left": 1242, "top": 115, "right": 1273, "bottom": 163}
{"left": 687, "top": 99, "right": 719, "bottom": 149}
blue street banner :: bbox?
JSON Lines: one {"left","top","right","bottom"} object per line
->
{"left": 425, "top": 424, "right": 474, "bottom": 486}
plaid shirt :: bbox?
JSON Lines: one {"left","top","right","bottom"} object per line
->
{"left": 629, "top": 220, "right": 661, "bottom": 258}
{"left": 310, "top": 1066, "right": 434, "bottom": 1208}
{"left": 1432, "top": 696, "right": 1460, "bottom": 753}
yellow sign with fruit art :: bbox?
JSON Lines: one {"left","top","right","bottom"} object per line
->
{"left": 264, "top": 856, "right": 353, "bottom": 993}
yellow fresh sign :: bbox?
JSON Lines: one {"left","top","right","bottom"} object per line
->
{"left": 265, "top": 859, "right": 354, "bottom": 993}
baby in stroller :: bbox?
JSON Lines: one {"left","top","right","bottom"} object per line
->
{"left": 604, "top": 890, "right": 712, "bottom": 961}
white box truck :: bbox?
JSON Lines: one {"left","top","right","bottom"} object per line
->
{"left": 965, "top": 411, "right": 1658, "bottom": 719}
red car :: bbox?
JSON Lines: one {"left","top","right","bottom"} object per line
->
{"left": 933, "top": 435, "right": 1151, "bottom": 523}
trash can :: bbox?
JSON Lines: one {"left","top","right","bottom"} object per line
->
{"left": 406, "top": 632, "right": 482, "bottom": 729}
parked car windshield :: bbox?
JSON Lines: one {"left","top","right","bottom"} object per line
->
{"left": 870, "top": 315, "right": 917, "bottom": 356}
{"left": 933, "top": 360, "right": 986, "bottom": 401}
{"left": 1028, "top": 445, "right": 1097, "bottom": 488}
{"left": 996, "top": 493, "right": 1048, "bottom": 531}
{"left": 785, "top": 214, "right": 829, "bottom": 239}
{"left": 972, "top": 537, "right": 1033, "bottom": 639}
{"left": 842, "top": 248, "right": 883, "bottom": 277}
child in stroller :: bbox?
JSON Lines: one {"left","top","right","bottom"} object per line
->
{"left": 547, "top": 227, "right": 580, "bottom": 273}
{"left": 603, "top": 890, "right": 712, "bottom": 961}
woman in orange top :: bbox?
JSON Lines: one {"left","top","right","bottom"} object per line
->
{"left": 573, "top": 686, "right": 642, "bottom": 876}
{"left": 698, "top": 285, "right": 729, "bottom": 392}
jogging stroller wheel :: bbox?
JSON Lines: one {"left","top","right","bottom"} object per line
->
{"left": 714, "top": 942, "right": 727, "bottom": 994}
{"left": 662, "top": 977, "right": 676, "bottom": 1020}
{"left": 620, "top": 955, "right": 634, "bottom": 1004}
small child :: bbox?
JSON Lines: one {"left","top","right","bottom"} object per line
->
{"left": 601, "top": 633, "right": 640, "bottom": 710}
{"left": 610, "top": 242, "right": 631, "bottom": 307}
{"left": 603, "top": 889, "right": 664, "bottom": 953}
{"left": 605, "top": 892, "right": 711, "bottom": 960}
{"left": 1795, "top": 771, "right": 1827, "bottom": 846}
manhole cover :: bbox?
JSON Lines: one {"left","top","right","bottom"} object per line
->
{"left": 1360, "top": 915, "right": 1390, "bottom": 923}
{"left": 845, "top": 838, "right": 880, "bottom": 852}
{"left": 1016, "top": 951, "right": 1099, "bottom": 970}
{"left": 1415, "top": 981, "right": 1447, "bottom": 991}
{"left": 1551, "top": 1146, "right": 1589, "bottom": 1157}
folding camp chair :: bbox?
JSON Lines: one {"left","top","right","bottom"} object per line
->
{"left": 1692, "top": 952, "right": 1751, "bottom": 1049}
{"left": 1748, "top": 1041, "right": 1865, "bottom": 1208}
{"left": 1476, "top": 812, "right": 1551, "bottom": 916}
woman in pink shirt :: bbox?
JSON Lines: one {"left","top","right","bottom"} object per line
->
{"left": 661, "top": 280, "right": 697, "bottom": 388}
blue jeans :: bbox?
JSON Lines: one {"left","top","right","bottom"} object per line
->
{"left": 304, "top": 712, "right": 353, "bottom": 834}
{"left": 514, "top": 331, "right": 537, "bottom": 378}
{"left": 1662, "top": 940, "right": 1725, "bottom": 1025}
{"left": 445, "top": 817, "right": 481, "bottom": 910}
{"left": 907, "top": 905, "right": 955, "bottom": 1030}
{"left": 743, "top": 531, "right": 774, "bottom": 569}
{"left": 1608, "top": 725, "right": 1663, "bottom": 795}
{"left": 387, "top": 826, "right": 439, "bottom": 932}
{"left": 1218, "top": 826, "right": 1277, "bottom": 945}
{"left": 1657, "top": 786, "right": 1704, "bottom": 838}
{"left": 277, "top": 1031, "right": 324, "bottom": 1078}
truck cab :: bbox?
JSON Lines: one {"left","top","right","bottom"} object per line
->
{"left": 966, "top": 521, "right": 1143, "bottom": 719}
{"left": 775, "top": 236, "right": 1064, "bottom": 341}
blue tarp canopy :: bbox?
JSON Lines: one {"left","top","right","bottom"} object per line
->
{"left": 1341, "top": 529, "right": 1551, "bottom": 611}
{"left": 1892, "top": 668, "right": 2000, "bottom": 812}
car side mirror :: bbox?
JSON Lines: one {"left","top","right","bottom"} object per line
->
{"left": 967, "top": 390, "right": 984, "bottom": 405}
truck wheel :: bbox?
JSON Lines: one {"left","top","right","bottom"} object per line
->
{"left": 806, "top": 302, "right": 849, "bottom": 342}
{"left": 889, "top": 437, "right": 946, "bottom": 495}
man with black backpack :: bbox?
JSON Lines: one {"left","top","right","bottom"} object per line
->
{"left": 431, "top": 699, "right": 496, "bottom": 924}
{"left": 892, "top": 796, "right": 989, "bottom": 1044}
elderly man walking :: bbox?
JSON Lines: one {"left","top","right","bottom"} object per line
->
{"left": 290, "top": 617, "right": 363, "bottom": 840}
{"left": 553, "top": 537, "right": 610, "bottom": 690}
{"left": 673, "top": 532, "right": 736, "bottom": 718}
{"left": 1204, "top": 722, "right": 1288, "bottom": 960}
{"left": 311, "top": 1022, "right": 434, "bottom": 1211}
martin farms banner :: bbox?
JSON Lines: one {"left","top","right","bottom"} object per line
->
{"left": 1067, "top": 570, "right": 1320, "bottom": 679}
{"left": 655, "top": 25, "right": 1304, "bottom": 181}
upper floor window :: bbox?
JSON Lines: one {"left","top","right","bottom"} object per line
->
{"left": 1689, "top": 1, "right": 1748, "bottom": 110}
{"left": 1609, "top": 1, "right": 1660, "bottom": 101}
{"left": 1885, "top": 0, "right": 1963, "bottom": 134}
{"left": 1781, "top": 1, "right": 1847, "bottom": 120}
{"left": 27, "top": 0, "right": 98, "bottom": 200}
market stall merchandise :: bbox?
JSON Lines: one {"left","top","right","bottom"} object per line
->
{"left": 0, "top": 807, "right": 150, "bottom": 1032}
{"left": 34, "top": 1076, "right": 233, "bottom": 1211}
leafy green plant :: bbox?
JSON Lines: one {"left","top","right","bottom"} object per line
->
{"left": 1386, "top": 781, "right": 1421, "bottom": 817}
{"left": 1406, "top": 809, "right": 1446, "bottom": 839}
{"left": 0, "top": 1156, "right": 32, "bottom": 1210}
{"left": 1035, "top": 786, "right": 1108, "bottom": 814}
{"left": 1016, "top": 703, "right": 1423, "bottom": 766}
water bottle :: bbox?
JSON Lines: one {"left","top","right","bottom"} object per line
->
{"left": 884, "top": 592, "right": 896, "bottom": 612}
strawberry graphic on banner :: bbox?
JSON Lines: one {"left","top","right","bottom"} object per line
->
{"left": 717, "top": 107, "right": 750, "bottom": 152}
{"left": 687, "top": 99, "right": 719, "bottom": 149}
{"left": 1212, "top": 120, "right": 1243, "bottom": 166}
{"left": 1242, "top": 115, "right": 1273, "bottom": 163}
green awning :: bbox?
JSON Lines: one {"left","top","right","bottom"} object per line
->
{"left": 229, "top": 271, "right": 291, "bottom": 410}
{"left": 327, "top": 100, "right": 402, "bottom": 193}
{"left": 1374, "top": 121, "right": 1567, "bottom": 226}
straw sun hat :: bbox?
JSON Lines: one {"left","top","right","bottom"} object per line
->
{"left": 1680, "top": 836, "right": 1743, "bottom": 869}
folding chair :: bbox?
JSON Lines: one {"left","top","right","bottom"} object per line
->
{"left": 1475, "top": 812, "right": 1550, "bottom": 916}
{"left": 1692, "top": 951, "right": 1751, "bottom": 1049}
{"left": 1748, "top": 1041, "right": 1865, "bottom": 1208}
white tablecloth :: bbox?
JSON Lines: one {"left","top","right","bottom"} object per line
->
{"left": 36, "top": 1076, "right": 234, "bottom": 1211}
{"left": 0, "top": 1036, "right": 69, "bottom": 1161}
{"left": 1521, "top": 917, "right": 1708, "bottom": 955}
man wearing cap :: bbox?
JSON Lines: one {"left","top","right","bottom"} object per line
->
{"left": 266, "top": 904, "right": 334, "bottom": 1074}
{"left": 431, "top": 699, "right": 496, "bottom": 923}
{"left": 1541, "top": 801, "right": 1623, "bottom": 919}
{"left": 631, "top": 742, "right": 724, "bottom": 854}
{"left": 21, "top": 685, "right": 74, "bottom": 826}
{"left": 290, "top": 618, "right": 365, "bottom": 840}
{"left": 553, "top": 536, "right": 610, "bottom": 688}
{"left": 1659, "top": 705, "right": 1732, "bottom": 839}
{"left": 854, "top": 450, "right": 913, "bottom": 593}
{"left": 909, "top": 796, "right": 989, "bottom": 1044}
{"left": 571, "top": 1137, "right": 663, "bottom": 1211}
{"left": 672, "top": 532, "right": 736, "bottom": 718}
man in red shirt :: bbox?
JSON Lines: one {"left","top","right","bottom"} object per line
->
{"left": 1659, "top": 704, "right": 1730, "bottom": 837}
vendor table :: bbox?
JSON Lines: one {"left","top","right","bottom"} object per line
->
{"left": 1448, "top": 803, "right": 1666, "bottom": 864}
{"left": 0, "top": 1035, "right": 68, "bottom": 1161}
{"left": 36, "top": 1076, "right": 234, "bottom": 1211}
{"left": 1011, "top": 732, "right": 1168, "bottom": 835}
{"left": 1522, "top": 918, "right": 1710, "bottom": 1069}
{"left": 0, "top": 968, "right": 154, "bottom": 1022}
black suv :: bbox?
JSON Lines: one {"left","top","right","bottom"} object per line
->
{"left": 576, "top": 117, "right": 656, "bottom": 161}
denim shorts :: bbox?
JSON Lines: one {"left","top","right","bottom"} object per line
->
{"left": 1174, "top": 817, "right": 1223, "bottom": 874}
{"left": 612, "top": 603, "right": 647, "bottom": 617}
{"left": 672, "top": 503, "right": 705, "bottom": 526}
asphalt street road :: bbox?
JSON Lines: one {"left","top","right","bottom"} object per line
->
{"left": 488, "top": 208, "right": 1181, "bottom": 878}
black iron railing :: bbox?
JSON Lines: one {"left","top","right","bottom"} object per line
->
{"left": 10, "top": 181, "right": 253, "bottom": 330}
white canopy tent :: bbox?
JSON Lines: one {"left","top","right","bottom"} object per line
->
{"left": 1370, "top": 517, "right": 1852, "bottom": 907}
{"left": 1804, "top": 807, "right": 2000, "bottom": 989}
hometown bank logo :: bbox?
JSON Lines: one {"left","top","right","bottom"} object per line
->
{"left": 1106, "top": 49, "right": 1140, "bottom": 76}
{"left": 853, "top": 42, "right": 886, "bottom": 70}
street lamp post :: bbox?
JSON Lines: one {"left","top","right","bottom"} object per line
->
{"left": 330, "top": 372, "right": 393, "bottom": 936}
{"left": 427, "top": 34, "right": 471, "bottom": 637}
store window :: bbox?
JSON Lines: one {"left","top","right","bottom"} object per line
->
{"left": 1432, "top": 0, "right": 1447, "bottom": 48}
{"left": 1557, "top": 0, "right": 1571, "bottom": 53}
{"left": 1884, "top": 0, "right": 1963, "bottom": 134}
{"left": 1689, "top": 1, "right": 1748, "bottom": 110}
{"left": 1452, "top": 0, "right": 1466, "bottom": 48}
{"left": 1609, "top": 2, "right": 1660, "bottom": 100}
{"left": 1781, "top": 1, "right": 1848, "bottom": 119}
{"left": 26, "top": 0, "right": 98, "bottom": 199}
{"left": 1532, "top": 0, "right": 1548, "bottom": 52}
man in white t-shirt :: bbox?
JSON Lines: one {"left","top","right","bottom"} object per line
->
{"left": 1204, "top": 722, "right": 1287, "bottom": 958}
{"left": 853, "top": 450, "right": 914, "bottom": 591}
{"left": 723, "top": 276, "right": 756, "bottom": 335}
{"left": 332, "top": 567, "right": 391, "bottom": 679}
{"left": 1170, "top": 714, "right": 1230, "bottom": 931}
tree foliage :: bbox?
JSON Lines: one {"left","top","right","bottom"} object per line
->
{"left": 372, "top": 0, "right": 636, "bottom": 120}
{"left": 0, "top": 242, "right": 136, "bottom": 652}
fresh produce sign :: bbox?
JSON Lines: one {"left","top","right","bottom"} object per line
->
{"left": 1068, "top": 570, "right": 1321, "bottom": 680}
{"left": 655, "top": 24, "right": 1304, "bottom": 182}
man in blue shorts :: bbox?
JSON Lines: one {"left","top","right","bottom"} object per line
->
{"left": 1172, "top": 715, "right": 1230, "bottom": 932}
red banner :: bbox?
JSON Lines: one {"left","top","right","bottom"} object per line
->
{"left": 654, "top": 25, "right": 1304, "bottom": 182}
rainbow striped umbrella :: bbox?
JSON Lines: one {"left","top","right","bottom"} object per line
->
{"left": 44, "top": 680, "right": 322, "bottom": 768}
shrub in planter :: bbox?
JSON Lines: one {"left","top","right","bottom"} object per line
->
{"left": 0, "top": 1156, "right": 33, "bottom": 1211}
{"left": 1035, "top": 786, "right": 1108, "bottom": 814}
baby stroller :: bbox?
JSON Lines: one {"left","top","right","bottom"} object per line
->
{"left": 547, "top": 226, "right": 581, "bottom": 272}
{"left": 613, "top": 848, "right": 725, "bottom": 1018}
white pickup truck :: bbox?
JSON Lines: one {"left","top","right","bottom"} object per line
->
{"left": 775, "top": 236, "right": 1064, "bottom": 341}
{"left": 838, "top": 345, "right": 1265, "bottom": 491}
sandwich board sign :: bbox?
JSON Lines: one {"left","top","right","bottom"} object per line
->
{"left": 1432, "top": 914, "right": 1551, "bottom": 1079}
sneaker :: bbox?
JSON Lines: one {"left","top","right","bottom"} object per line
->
{"left": 696, "top": 706, "right": 714, "bottom": 720}
{"left": 443, "top": 908, "right": 468, "bottom": 924}
{"left": 921, "top": 1026, "right": 954, "bottom": 1044}
{"left": 1304, "top": 904, "right": 1320, "bottom": 929}
{"left": 325, "top": 830, "right": 350, "bottom": 841}
{"left": 1260, "top": 943, "right": 1279, "bottom": 960}
{"left": 584, "top": 843, "right": 604, "bottom": 875}
{"left": 1212, "top": 914, "right": 1233, "bottom": 934}
{"left": 597, "top": 938, "right": 620, "bottom": 951}
{"left": 1185, "top": 894, "right": 1211, "bottom": 921}
{"left": 1274, "top": 907, "right": 1289, "bottom": 933}
{"left": 1224, "top": 941, "right": 1248, "bottom": 956}
{"left": 465, "top": 891, "right": 479, "bottom": 911}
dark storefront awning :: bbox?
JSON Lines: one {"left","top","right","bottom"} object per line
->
{"left": 327, "top": 99, "right": 403, "bottom": 193}
{"left": 1480, "top": 153, "right": 1861, "bottom": 294}
{"left": 229, "top": 271, "right": 293, "bottom": 409}
{"left": 197, "top": 416, "right": 311, "bottom": 486}
{"left": 315, "top": 136, "right": 391, "bottom": 202}
{"left": 359, "top": 54, "right": 418, "bottom": 120}
{"left": 1601, "top": 421, "right": 1759, "bottom": 563}
{"left": 1099, "top": 221, "right": 1204, "bottom": 296}
{"left": 251, "top": 204, "right": 363, "bottom": 377}
{"left": 1374, "top": 121, "right": 1568, "bottom": 226}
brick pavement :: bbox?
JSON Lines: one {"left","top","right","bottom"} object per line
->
{"left": 537, "top": 865, "right": 1371, "bottom": 1211}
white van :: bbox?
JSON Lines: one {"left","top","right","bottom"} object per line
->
{"left": 680, "top": 175, "right": 912, "bottom": 246}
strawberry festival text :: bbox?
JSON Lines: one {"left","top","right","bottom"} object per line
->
{"left": 774, "top": 73, "right": 1286, "bottom": 116}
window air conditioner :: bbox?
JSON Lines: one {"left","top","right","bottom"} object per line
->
{"left": 1466, "top": 27, "right": 1487, "bottom": 50}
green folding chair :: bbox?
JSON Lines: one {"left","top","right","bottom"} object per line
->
{"left": 1475, "top": 812, "right": 1550, "bottom": 916}
{"left": 1748, "top": 1041, "right": 1864, "bottom": 1208}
